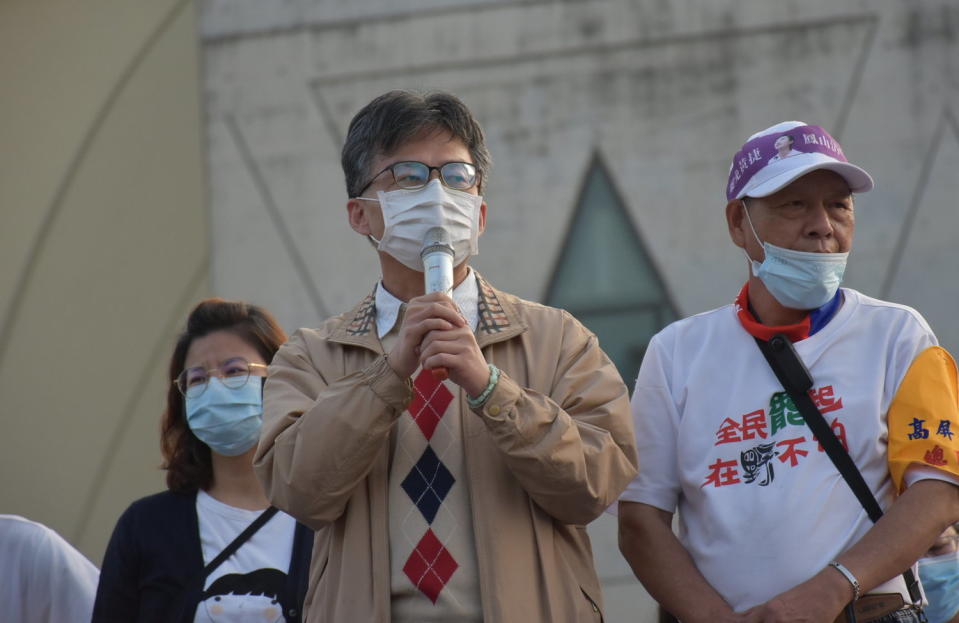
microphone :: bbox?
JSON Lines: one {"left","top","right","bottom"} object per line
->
{"left": 421, "top": 227, "right": 454, "bottom": 380}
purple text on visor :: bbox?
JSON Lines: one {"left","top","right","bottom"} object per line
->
{"left": 726, "top": 125, "right": 847, "bottom": 201}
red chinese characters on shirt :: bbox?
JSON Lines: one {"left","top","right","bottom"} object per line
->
{"left": 714, "top": 410, "right": 769, "bottom": 445}
{"left": 776, "top": 437, "right": 809, "bottom": 467}
{"left": 924, "top": 445, "right": 948, "bottom": 467}
{"left": 809, "top": 385, "right": 844, "bottom": 414}
{"left": 815, "top": 418, "right": 850, "bottom": 452}
{"left": 715, "top": 418, "right": 744, "bottom": 445}
{"left": 701, "top": 458, "right": 741, "bottom": 488}
{"left": 705, "top": 386, "right": 847, "bottom": 488}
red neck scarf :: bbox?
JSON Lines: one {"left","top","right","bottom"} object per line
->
{"left": 734, "top": 282, "right": 811, "bottom": 342}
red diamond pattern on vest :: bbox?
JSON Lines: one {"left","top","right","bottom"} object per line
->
{"left": 402, "top": 528, "right": 459, "bottom": 604}
{"left": 402, "top": 368, "right": 458, "bottom": 604}
{"left": 409, "top": 369, "right": 454, "bottom": 441}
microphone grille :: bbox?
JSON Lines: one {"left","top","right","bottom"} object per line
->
{"left": 423, "top": 226, "right": 452, "bottom": 248}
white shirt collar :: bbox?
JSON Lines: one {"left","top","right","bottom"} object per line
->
{"left": 374, "top": 269, "right": 480, "bottom": 338}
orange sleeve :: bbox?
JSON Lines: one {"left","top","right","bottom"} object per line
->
{"left": 887, "top": 346, "right": 959, "bottom": 491}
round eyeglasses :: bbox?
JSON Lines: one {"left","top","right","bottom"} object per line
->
{"left": 174, "top": 357, "right": 268, "bottom": 398}
{"left": 358, "top": 161, "right": 478, "bottom": 195}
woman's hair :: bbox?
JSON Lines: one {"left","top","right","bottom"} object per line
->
{"left": 160, "top": 298, "right": 287, "bottom": 493}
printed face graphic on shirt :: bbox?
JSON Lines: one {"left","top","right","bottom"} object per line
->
{"left": 197, "top": 568, "right": 290, "bottom": 623}
{"left": 740, "top": 442, "right": 777, "bottom": 486}
{"left": 201, "top": 593, "right": 282, "bottom": 622}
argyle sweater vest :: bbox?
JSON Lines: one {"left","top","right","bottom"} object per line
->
{"left": 386, "top": 358, "right": 482, "bottom": 622}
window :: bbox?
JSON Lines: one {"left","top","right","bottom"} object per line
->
{"left": 545, "top": 154, "right": 678, "bottom": 386}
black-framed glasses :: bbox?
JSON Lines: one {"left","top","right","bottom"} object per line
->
{"left": 174, "top": 357, "right": 267, "bottom": 398}
{"left": 358, "top": 161, "right": 478, "bottom": 195}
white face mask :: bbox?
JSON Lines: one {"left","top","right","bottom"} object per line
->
{"left": 356, "top": 179, "right": 483, "bottom": 271}
{"left": 742, "top": 201, "right": 848, "bottom": 310}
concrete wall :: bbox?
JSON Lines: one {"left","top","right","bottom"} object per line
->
{"left": 0, "top": 0, "right": 208, "bottom": 564}
{"left": 201, "top": 0, "right": 959, "bottom": 351}
{"left": 200, "top": 1, "right": 957, "bottom": 620}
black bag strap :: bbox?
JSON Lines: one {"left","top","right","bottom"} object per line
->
{"left": 203, "top": 505, "right": 280, "bottom": 578}
{"left": 754, "top": 334, "right": 922, "bottom": 605}
{"left": 175, "top": 504, "right": 281, "bottom": 622}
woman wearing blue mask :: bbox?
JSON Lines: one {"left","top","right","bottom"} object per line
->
{"left": 93, "top": 299, "right": 312, "bottom": 623}
{"left": 920, "top": 524, "right": 959, "bottom": 623}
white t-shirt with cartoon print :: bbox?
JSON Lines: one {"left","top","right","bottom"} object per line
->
{"left": 194, "top": 490, "right": 296, "bottom": 623}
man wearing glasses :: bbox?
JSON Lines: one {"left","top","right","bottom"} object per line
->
{"left": 254, "top": 90, "right": 637, "bottom": 623}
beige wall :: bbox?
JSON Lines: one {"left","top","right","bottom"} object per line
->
{"left": 0, "top": 0, "right": 208, "bottom": 564}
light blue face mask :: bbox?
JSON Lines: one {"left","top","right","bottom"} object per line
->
{"left": 185, "top": 377, "right": 263, "bottom": 457}
{"left": 742, "top": 201, "right": 848, "bottom": 310}
{"left": 919, "top": 551, "right": 959, "bottom": 623}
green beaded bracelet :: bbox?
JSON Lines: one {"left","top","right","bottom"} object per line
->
{"left": 467, "top": 364, "right": 500, "bottom": 408}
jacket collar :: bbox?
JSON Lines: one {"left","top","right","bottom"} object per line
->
{"left": 327, "top": 272, "right": 527, "bottom": 352}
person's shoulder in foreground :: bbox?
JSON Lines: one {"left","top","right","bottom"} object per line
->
{"left": 0, "top": 514, "right": 99, "bottom": 623}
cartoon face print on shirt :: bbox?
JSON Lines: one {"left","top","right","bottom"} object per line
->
{"left": 196, "top": 568, "right": 290, "bottom": 623}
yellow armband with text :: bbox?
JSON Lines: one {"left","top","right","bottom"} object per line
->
{"left": 888, "top": 346, "right": 959, "bottom": 491}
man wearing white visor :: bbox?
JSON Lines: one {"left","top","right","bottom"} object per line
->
{"left": 254, "top": 90, "right": 637, "bottom": 623}
{"left": 618, "top": 121, "right": 959, "bottom": 623}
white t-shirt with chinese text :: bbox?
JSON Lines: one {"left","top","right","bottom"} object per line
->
{"left": 620, "top": 288, "right": 959, "bottom": 611}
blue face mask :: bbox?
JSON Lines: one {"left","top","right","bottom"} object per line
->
{"left": 919, "top": 551, "right": 959, "bottom": 623}
{"left": 185, "top": 377, "right": 263, "bottom": 457}
{"left": 743, "top": 202, "right": 848, "bottom": 310}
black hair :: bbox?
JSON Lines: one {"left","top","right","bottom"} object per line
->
{"left": 201, "top": 568, "right": 290, "bottom": 614}
{"left": 341, "top": 89, "right": 491, "bottom": 197}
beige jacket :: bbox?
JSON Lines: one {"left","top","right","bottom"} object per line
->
{"left": 254, "top": 274, "right": 638, "bottom": 623}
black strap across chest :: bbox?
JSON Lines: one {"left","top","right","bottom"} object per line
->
{"left": 754, "top": 334, "right": 921, "bottom": 605}
{"left": 202, "top": 505, "right": 280, "bottom": 578}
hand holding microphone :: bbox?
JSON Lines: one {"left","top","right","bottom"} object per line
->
{"left": 384, "top": 228, "right": 489, "bottom": 397}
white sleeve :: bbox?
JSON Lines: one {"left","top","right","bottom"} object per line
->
{"left": 903, "top": 464, "right": 959, "bottom": 488}
{"left": 26, "top": 522, "right": 100, "bottom": 623}
{"left": 618, "top": 335, "right": 682, "bottom": 513}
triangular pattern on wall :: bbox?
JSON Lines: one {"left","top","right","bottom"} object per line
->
{"left": 545, "top": 153, "right": 678, "bottom": 385}
{"left": 308, "top": 15, "right": 875, "bottom": 315}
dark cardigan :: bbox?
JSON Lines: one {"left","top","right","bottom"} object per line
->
{"left": 92, "top": 490, "right": 312, "bottom": 623}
